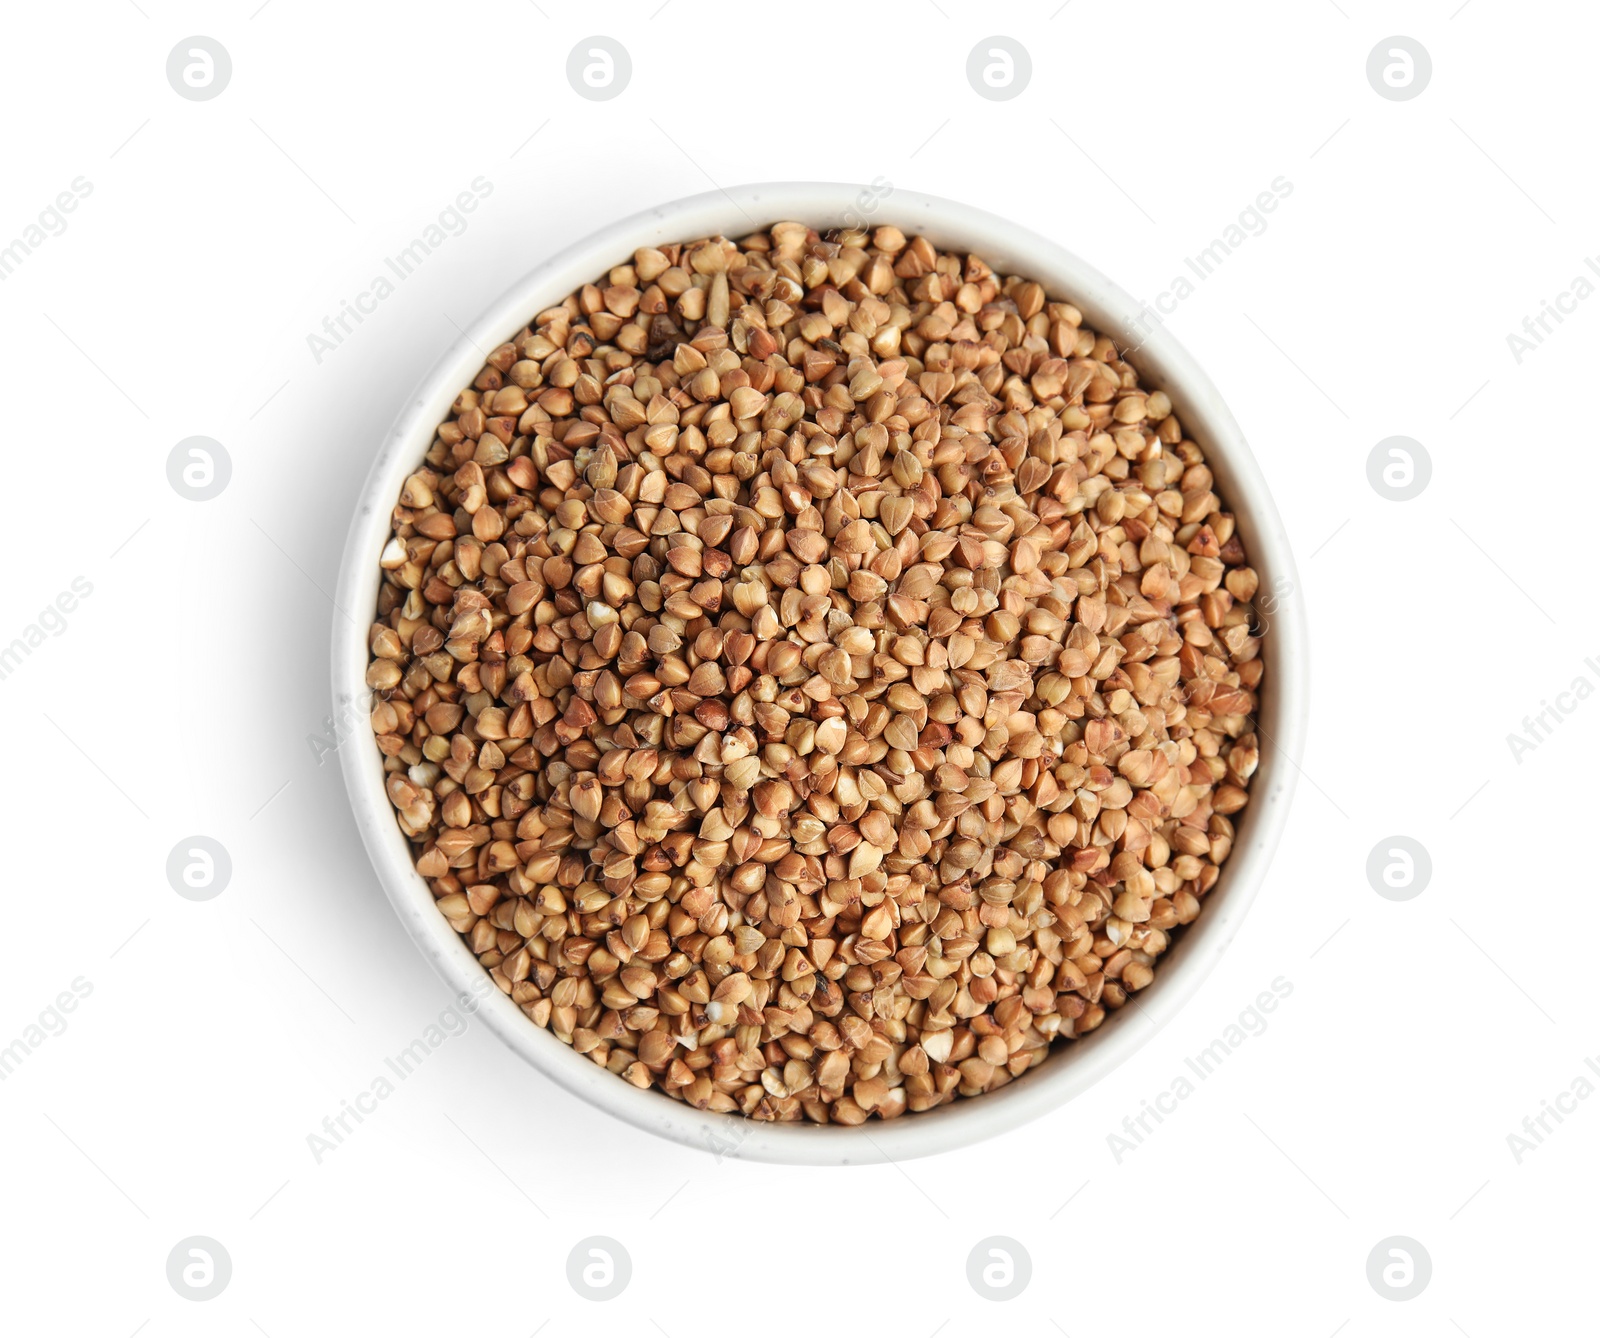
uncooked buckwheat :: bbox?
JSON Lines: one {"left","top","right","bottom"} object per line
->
{"left": 367, "top": 221, "right": 1264, "bottom": 1124}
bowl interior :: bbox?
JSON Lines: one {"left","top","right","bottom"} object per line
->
{"left": 333, "top": 183, "right": 1307, "bottom": 1164}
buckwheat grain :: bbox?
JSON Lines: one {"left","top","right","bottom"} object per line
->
{"left": 367, "top": 222, "right": 1265, "bottom": 1123}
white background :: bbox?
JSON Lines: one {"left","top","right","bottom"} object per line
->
{"left": 0, "top": 1, "right": 1590, "bottom": 1333}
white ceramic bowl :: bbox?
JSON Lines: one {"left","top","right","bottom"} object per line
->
{"left": 333, "top": 183, "right": 1308, "bottom": 1165}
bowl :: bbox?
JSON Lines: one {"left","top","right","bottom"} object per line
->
{"left": 332, "top": 182, "right": 1308, "bottom": 1164}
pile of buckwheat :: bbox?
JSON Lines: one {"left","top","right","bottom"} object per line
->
{"left": 366, "top": 221, "right": 1264, "bottom": 1124}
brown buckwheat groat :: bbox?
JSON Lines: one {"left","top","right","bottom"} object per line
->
{"left": 367, "top": 221, "right": 1264, "bottom": 1124}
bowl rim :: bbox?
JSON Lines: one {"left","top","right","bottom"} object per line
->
{"left": 332, "top": 181, "right": 1309, "bottom": 1165}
